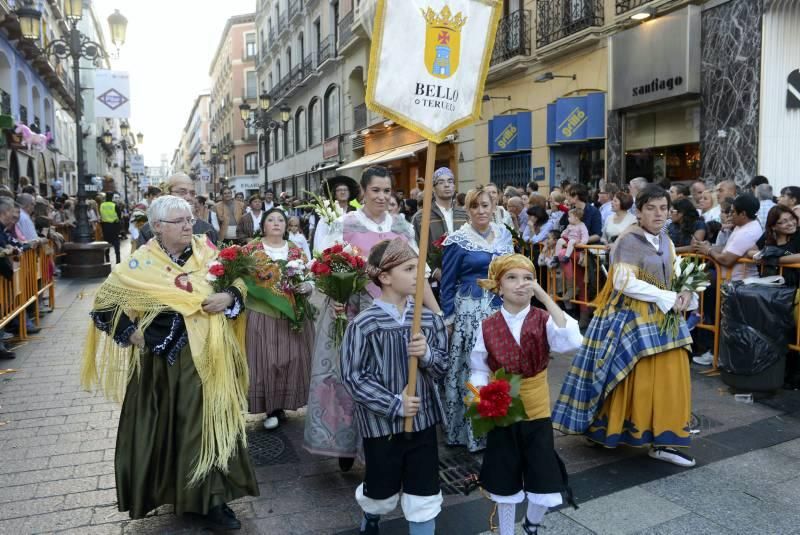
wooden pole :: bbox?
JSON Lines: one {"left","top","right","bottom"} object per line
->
{"left": 405, "top": 139, "right": 437, "bottom": 436}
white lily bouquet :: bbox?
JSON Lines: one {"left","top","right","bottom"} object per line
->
{"left": 298, "top": 190, "right": 344, "bottom": 225}
{"left": 659, "top": 256, "right": 711, "bottom": 337}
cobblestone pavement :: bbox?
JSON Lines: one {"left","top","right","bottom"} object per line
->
{"left": 1, "top": 275, "right": 800, "bottom": 534}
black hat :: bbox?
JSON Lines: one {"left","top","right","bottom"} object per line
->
{"left": 321, "top": 175, "right": 360, "bottom": 201}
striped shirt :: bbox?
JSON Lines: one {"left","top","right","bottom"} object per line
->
{"left": 340, "top": 299, "right": 448, "bottom": 438}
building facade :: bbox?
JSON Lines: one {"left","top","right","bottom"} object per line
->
{"left": 172, "top": 93, "right": 211, "bottom": 194}
{"left": 475, "top": 0, "right": 781, "bottom": 193}
{"left": 0, "top": 0, "right": 79, "bottom": 196}
{"left": 209, "top": 14, "right": 258, "bottom": 198}
{"left": 254, "top": 0, "right": 458, "bottom": 198}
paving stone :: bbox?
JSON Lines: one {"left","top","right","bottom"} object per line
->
{"left": 37, "top": 422, "right": 90, "bottom": 436}
{"left": 25, "top": 439, "right": 83, "bottom": 458}
{"left": 563, "top": 486, "right": 688, "bottom": 534}
{"left": 98, "top": 473, "right": 116, "bottom": 489}
{"left": 58, "top": 523, "right": 125, "bottom": 535}
{"left": 768, "top": 437, "right": 800, "bottom": 459}
{"left": 641, "top": 465, "right": 800, "bottom": 534}
{"left": 73, "top": 461, "right": 115, "bottom": 477}
{"left": 0, "top": 494, "right": 66, "bottom": 519}
{"left": 703, "top": 447, "right": 800, "bottom": 487}
{"left": 49, "top": 450, "right": 105, "bottom": 468}
{"left": 0, "top": 456, "right": 50, "bottom": 475}
{"left": 0, "top": 506, "right": 93, "bottom": 533}
{"left": 633, "top": 513, "right": 733, "bottom": 534}
{"left": 35, "top": 476, "right": 99, "bottom": 497}
{"left": 63, "top": 488, "right": 118, "bottom": 508}
{"left": 65, "top": 411, "right": 113, "bottom": 424}
{"left": 46, "top": 405, "right": 93, "bottom": 417}
{"left": 1, "top": 433, "right": 59, "bottom": 449}
{"left": 79, "top": 437, "right": 117, "bottom": 452}
{"left": 0, "top": 465, "right": 75, "bottom": 487}
{"left": 6, "top": 415, "right": 67, "bottom": 429}
{"left": 0, "top": 482, "right": 37, "bottom": 503}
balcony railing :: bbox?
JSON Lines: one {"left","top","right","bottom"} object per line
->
{"left": 279, "top": 12, "right": 288, "bottom": 32}
{"left": 317, "top": 36, "right": 334, "bottom": 66}
{"left": 353, "top": 103, "right": 367, "bottom": 131}
{"left": 615, "top": 0, "right": 653, "bottom": 14}
{"left": 491, "top": 9, "right": 531, "bottom": 66}
{"left": 339, "top": 10, "right": 355, "bottom": 47}
{"left": 19, "top": 105, "right": 27, "bottom": 125}
{"left": 303, "top": 54, "right": 314, "bottom": 74}
{"left": 0, "top": 90, "right": 10, "bottom": 115}
{"left": 536, "top": 0, "right": 604, "bottom": 48}
{"left": 268, "top": 28, "right": 276, "bottom": 45}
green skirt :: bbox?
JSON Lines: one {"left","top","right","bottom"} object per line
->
{"left": 115, "top": 345, "right": 259, "bottom": 519}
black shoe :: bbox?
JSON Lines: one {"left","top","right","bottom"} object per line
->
{"left": 204, "top": 504, "right": 241, "bottom": 530}
{"left": 522, "top": 517, "right": 540, "bottom": 535}
{"left": 359, "top": 513, "right": 380, "bottom": 535}
{"left": 26, "top": 325, "right": 41, "bottom": 335}
{"left": 0, "top": 349, "right": 15, "bottom": 359}
{"left": 338, "top": 457, "right": 355, "bottom": 472}
{"left": 269, "top": 409, "right": 288, "bottom": 422}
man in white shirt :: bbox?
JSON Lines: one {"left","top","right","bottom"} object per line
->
{"left": 263, "top": 189, "right": 275, "bottom": 211}
{"left": 597, "top": 184, "right": 619, "bottom": 226}
{"left": 15, "top": 193, "right": 38, "bottom": 241}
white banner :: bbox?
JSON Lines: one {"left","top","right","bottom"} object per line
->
{"left": 366, "top": 0, "right": 501, "bottom": 142}
{"left": 95, "top": 70, "right": 130, "bottom": 119}
{"left": 130, "top": 154, "right": 145, "bottom": 174}
{"left": 199, "top": 167, "right": 211, "bottom": 181}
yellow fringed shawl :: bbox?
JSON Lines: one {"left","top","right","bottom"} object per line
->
{"left": 81, "top": 235, "right": 249, "bottom": 486}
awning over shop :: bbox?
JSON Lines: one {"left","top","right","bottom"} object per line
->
{"left": 337, "top": 140, "right": 429, "bottom": 171}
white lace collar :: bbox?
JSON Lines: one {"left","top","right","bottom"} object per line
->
{"left": 445, "top": 222, "right": 513, "bottom": 254}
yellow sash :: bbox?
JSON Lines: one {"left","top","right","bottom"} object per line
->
{"left": 81, "top": 235, "right": 248, "bottom": 485}
{"left": 519, "top": 371, "right": 551, "bottom": 420}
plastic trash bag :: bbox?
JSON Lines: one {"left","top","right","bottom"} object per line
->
{"left": 719, "top": 280, "right": 796, "bottom": 375}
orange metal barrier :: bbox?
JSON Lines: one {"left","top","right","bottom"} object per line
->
{"left": 0, "top": 242, "right": 57, "bottom": 339}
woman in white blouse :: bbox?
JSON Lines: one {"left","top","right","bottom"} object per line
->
{"left": 602, "top": 192, "right": 637, "bottom": 244}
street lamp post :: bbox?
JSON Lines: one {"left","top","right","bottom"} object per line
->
{"left": 119, "top": 121, "right": 130, "bottom": 208}
{"left": 16, "top": 3, "right": 128, "bottom": 245}
{"left": 239, "top": 92, "right": 290, "bottom": 194}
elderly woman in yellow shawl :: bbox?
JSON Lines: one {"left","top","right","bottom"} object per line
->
{"left": 82, "top": 195, "right": 258, "bottom": 530}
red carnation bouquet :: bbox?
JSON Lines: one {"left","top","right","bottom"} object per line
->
{"left": 206, "top": 245, "right": 256, "bottom": 292}
{"left": 428, "top": 233, "right": 448, "bottom": 272}
{"left": 307, "top": 242, "right": 369, "bottom": 348}
{"left": 465, "top": 368, "right": 527, "bottom": 437}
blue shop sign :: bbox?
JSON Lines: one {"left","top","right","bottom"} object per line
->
{"left": 546, "top": 93, "right": 605, "bottom": 145}
{"left": 531, "top": 167, "right": 545, "bottom": 182}
{"left": 488, "top": 112, "right": 532, "bottom": 153}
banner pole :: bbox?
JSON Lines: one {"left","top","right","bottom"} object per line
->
{"left": 404, "top": 139, "right": 438, "bottom": 437}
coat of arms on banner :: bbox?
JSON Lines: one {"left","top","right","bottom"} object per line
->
{"left": 422, "top": 6, "right": 465, "bottom": 79}
{"left": 366, "top": 0, "right": 502, "bottom": 143}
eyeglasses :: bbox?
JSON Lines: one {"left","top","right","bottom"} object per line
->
{"left": 171, "top": 188, "right": 196, "bottom": 196}
{"left": 160, "top": 217, "right": 196, "bottom": 226}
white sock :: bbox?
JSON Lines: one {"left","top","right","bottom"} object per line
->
{"left": 497, "top": 503, "right": 516, "bottom": 535}
{"left": 526, "top": 502, "right": 547, "bottom": 525}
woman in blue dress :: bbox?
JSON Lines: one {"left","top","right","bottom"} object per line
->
{"left": 440, "top": 186, "right": 514, "bottom": 451}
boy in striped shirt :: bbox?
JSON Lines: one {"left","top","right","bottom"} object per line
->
{"left": 341, "top": 238, "right": 448, "bottom": 535}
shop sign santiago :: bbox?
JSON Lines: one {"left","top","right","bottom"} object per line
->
{"left": 367, "top": 0, "right": 502, "bottom": 143}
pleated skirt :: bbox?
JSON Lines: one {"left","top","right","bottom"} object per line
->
{"left": 586, "top": 347, "right": 692, "bottom": 448}
{"left": 115, "top": 346, "right": 259, "bottom": 519}
{"left": 246, "top": 310, "right": 314, "bottom": 414}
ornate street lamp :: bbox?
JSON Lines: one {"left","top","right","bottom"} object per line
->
{"left": 239, "top": 94, "right": 290, "bottom": 193}
{"left": 102, "top": 130, "right": 113, "bottom": 146}
{"left": 136, "top": 132, "right": 144, "bottom": 144}
{"left": 15, "top": 2, "right": 128, "bottom": 276}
